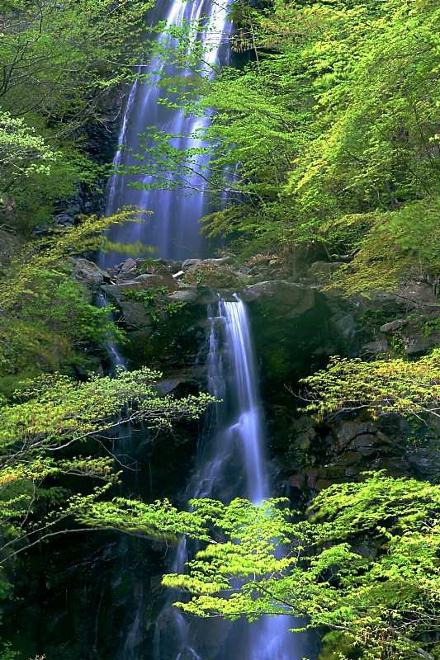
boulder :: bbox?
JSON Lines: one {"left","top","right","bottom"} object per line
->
{"left": 134, "top": 273, "right": 177, "bottom": 289}
{"left": 182, "top": 259, "right": 202, "bottom": 270}
{"left": 397, "top": 280, "right": 438, "bottom": 308}
{"left": 241, "top": 280, "right": 315, "bottom": 316}
{"left": 118, "top": 300, "right": 153, "bottom": 329}
{"left": 309, "top": 261, "right": 343, "bottom": 279}
{"left": 403, "top": 330, "right": 440, "bottom": 356}
{"left": 73, "top": 258, "right": 110, "bottom": 286}
{"left": 168, "top": 289, "right": 199, "bottom": 303}
{"left": 102, "top": 273, "right": 177, "bottom": 300}
{"left": 183, "top": 260, "right": 245, "bottom": 289}
{"left": 361, "top": 338, "right": 389, "bottom": 355}
{"left": 331, "top": 312, "right": 356, "bottom": 341}
{"left": 380, "top": 319, "right": 407, "bottom": 333}
{"left": 119, "top": 257, "right": 137, "bottom": 274}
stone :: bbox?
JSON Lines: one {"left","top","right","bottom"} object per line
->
{"left": 119, "top": 257, "right": 137, "bottom": 273}
{"left": 119, "top": 300, "right": 152, "bottom": 329}
{"left": 182, "top": 259, "right": 202, "bottom": 270}
{"left": 182, "top": 260, "right": 244, "bottom": 289}
{"left": 203, "top": 257, "right": 231, "bottom": 266}
{"left": 331, "top": 313, "right": 356, "bottom": 340}
{"left": 361, "top": 338, "right": 389, "bottom": 355}
{"left": 104, "top": 273, "right": 178, "bottom": 298}
{"left": 73, "top": 258, "right": 109, "bottom": 286}
{"left": 380, "top": 319, "right": 407, "bottom": 333}
{"left": 134, "top": 273, "right": 177, "bottom": 289}
{"left": 168, "top": 289, "right": 198, "bottom": 303}
{"left": 173, "top": 270, "right": 185, "bottom": 279}
{"left": 397, "top": 280, "right": 438, "bottom": 308}
{"left": 309, "top": 261, "right": 343, "bottom": 278}
{"left": 335, "top": 421, "right": 377, "bottom": 449}
{"left": 53, "top": 212, "right": 75, "bottom": 227}
{"left": 403, "top": 331, "right": 440, "bottom": 356}
{"left": 241, "top": 280, "right": 315, "bottom": 316}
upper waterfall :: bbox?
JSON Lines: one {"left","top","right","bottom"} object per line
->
{"left": 103, "top": 0, "right": 232, "bottom": 264}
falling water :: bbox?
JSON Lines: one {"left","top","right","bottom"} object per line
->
{"left": 154, "top": 299, "right": 314, "bottom": 659}
{"left": 103, "top": 0, "right": 232, "bottom": 263}
{"left": 100, "top": 0, "right": 316, "bottom": 656}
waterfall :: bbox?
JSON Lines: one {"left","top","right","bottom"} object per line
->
{"left": 154, "top": 299, "right": 312, "bottom": 659}
{"left": 99, "top": 0, "right": 316, "bottom": 656}
{"left": 221, "top": 298, "right": 268, "bottom": 503}
{"left": 103, "top": 0, "right": 232, "bottom": 263}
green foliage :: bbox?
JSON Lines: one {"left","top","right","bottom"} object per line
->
{"left": 0, "top": 367, "right": 211, "bottom": 596}
{"left": 0, "top": 211, "right": 147, "bottom": 377}
{"left": 0, "top": 110, "right": 56, "bottom": 185}
{"left": 301, "top": 350, "right": 440, "bottom": 422}
{"left": 0, "top": 0, "right": 154, "bottom": 228}
{"left": 138, "top": 0, "right": 440, "bottom": 291}
{"left": 114, "top": 474, "right": 440, "bottom": 658}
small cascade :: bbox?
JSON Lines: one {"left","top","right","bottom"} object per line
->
{"left": 103, "top": 0, "right": 232, "bottom": 263}
{"left": 95, "top": 292, "right": 126, "bottom": 371}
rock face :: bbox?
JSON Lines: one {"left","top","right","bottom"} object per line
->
{"left": 0, "top": 228, "right": 20, "bottom": 271}
{"left": 308, "top": 260, "right": 343, "bottom": 281}
{"left": 241, "top": 281, "right": 316, "bottom": 317}
{"left": 90, "top": 256, "right": 440, "bottom": 504}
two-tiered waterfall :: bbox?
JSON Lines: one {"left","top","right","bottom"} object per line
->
{"left": 104, "top": 1, "right": 313, "bottom": 658}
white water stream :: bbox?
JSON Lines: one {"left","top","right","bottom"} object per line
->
{"left": 102, "top": 0, "right": 315, "bottom": 656}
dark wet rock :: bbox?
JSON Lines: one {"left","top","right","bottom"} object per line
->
{"left": 155, "top": 367, "right": 206, "bottom": 394}
{"left": 241, "top": 281, "right": 315, "bottom": 316}
{"left": 330, "top": 312, "right": 356, "bottom": 341}
{"left": 53, "top": 212, "right": 75, "bottom": 227}
{"left": 118, "top": 300, "right": 153, "bottom": 330}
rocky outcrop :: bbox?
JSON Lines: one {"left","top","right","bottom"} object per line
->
{"left": 73, "top": 258, "right": 110, "bottom": 286}
{"left": 241, "top": 280, "right": 316, "bottom": 317}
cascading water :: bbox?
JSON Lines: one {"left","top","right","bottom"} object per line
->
{"left": 154, "top": 298, "right": 314, "bottom": 659}
{"left": 101, "top": 0, "right": 317, "bottom": 656}
{"left": 103, "top": 0, "right": 231, "bottom": 263}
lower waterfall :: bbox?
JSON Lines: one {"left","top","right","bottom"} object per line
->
{"left": 154, "top": 298, "right": 313, "bottom": 659}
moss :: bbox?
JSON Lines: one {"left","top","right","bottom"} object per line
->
{"left": 182, "top": 262, "right": 247, "bottom": 289}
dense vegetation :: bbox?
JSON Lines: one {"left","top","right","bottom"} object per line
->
{"left": 137, "top": 0, "right": 440, "bottom": 292}
{"left": 1, "top": 0, "right": 440, "bottom": 658}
